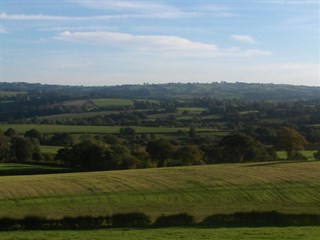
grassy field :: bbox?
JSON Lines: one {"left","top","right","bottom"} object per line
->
{"left": 1, "top": 227, "right": 320, "bottom": 240}
{"left": 0, "top": 124, "right": 218, "bottom": 135}
{"left": 277, "top": 151, "right": 317, "bottom": 160}
{"left": 40, "top": 146, "right": 64, "bottom": 155}
{"left": 91, "top": 98, "right": 134, "bottom": 107}
{"left": 0, "top": 161, "right": 319, "bottom": 220}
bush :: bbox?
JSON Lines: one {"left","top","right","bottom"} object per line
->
{"left": 200, "top": 211, "right": 320, "bottom": 227}
{"left": 153, "top": 213, "right": 194, "bottom": 227}
{"left": 314, "top": 150, "right": 320, "bottom": 160}
{"left": 112, "top": 213, "right": 150, "bottom": 228}
{"left": 292, "top": 152, "right": 308, "bottom": 161}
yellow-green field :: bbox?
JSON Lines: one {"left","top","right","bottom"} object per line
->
{"left": 0, "top": 161, "right": 319, "bottom": 220}
{"left": 1, "top": 227, "right": 320, "bottom": 240}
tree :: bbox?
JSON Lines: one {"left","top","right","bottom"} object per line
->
{"left": 49, "top": 133, "right": 73, "bottom": 146}
{"left": 146, "top": 139, "right": 175, "bottom": 167}
{"left": 10, "top": 137, "right": 40, "bottom": 162}
{"left": 0, "top": 132, "right": 10, "bottom": 162}
{"left": 174, "top": 145, "right": 203, "bottom": 166}
{"left": 276, "top": 127, "right": 307, "bottom": 160}
{"left": 24, "top": 129, "right": 42, "bottom": 142}
{"left": 58, "top": 140, "right": 109, "bottom": 170}
{"left": 4, "top": 128, "right": 17, "bottom": 138}
{"left": 218, "top": 134, "right": 267, "bottom": 163}
{"left": 188, "top": 126, "right": 197, "bottom": 138}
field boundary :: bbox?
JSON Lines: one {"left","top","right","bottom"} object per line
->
{"left": 1, "top": 211, "right": 320, "bottom": 231}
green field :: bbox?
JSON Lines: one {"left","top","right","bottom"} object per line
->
{"left": 0, "top": 161, "right": 319, "bottom": 220}
{"left": 1, "top": 227, "right": 320, "bottom": 240}
{"left": 0, "top": 124, "right": 217, "bottom": 135}
{"left": 277, "top": 151, "right": 317, "bottom": 160}
{"left": 91, "top": 98, "right": 134, "bottom": 107}
{"left": 40, "top": 146, "right": 64, "bottom": 155}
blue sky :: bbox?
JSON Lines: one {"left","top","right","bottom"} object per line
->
{"left": 0, "top": 0, "right": 319, "bottom": 86}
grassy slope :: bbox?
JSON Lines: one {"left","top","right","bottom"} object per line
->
{"left": 1, "top": 227, "right": 320, "bottom": 240}
{"left": 0, "top": 161, "right": 319, "bottom": 220}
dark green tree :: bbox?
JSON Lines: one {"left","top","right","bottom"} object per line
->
{"left": 24, "top": 129, "right": 42, "bottom": 142}
{"left": 0, "top": 132, "right": 10, "bottom": 162}
{"left": 10, "top": 137, "right": 40, "bottom": 162}
{"left": 218, "top": 134, "right": 267, "bottom": 163}
{"left": 146, "top": 139, "right": 175, "bottom": 167}
{"left": 174, "top": 145, "right": 203, "bottom": 166}
{"left": 188, "top": 126, "right": 197, "bottom": 138}
{"left": 4, "top": 128, "right": 17, "bottom": 138}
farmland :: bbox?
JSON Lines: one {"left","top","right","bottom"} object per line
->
{"left": 1, "top": 227, "right": 319, "bottom": 240}
{"left": 0, "top": 161, "right": 319, "bottom": 220}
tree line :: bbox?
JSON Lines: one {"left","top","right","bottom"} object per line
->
{"left": 1, "top": 126, "right": 319, "bottom": 171}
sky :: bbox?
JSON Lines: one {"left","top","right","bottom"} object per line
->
{"left": 0, "top": 0, "right": 319, "bottom": 86}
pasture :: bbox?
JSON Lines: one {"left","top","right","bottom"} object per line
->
{"left": 0, "top": 161, "right": 319, "bottom": 220}
{"left": 1, "top": 227, "right": 319, "bottom": 240}
{"left": 91, "top": 98, "right": 134, "bottom": 107}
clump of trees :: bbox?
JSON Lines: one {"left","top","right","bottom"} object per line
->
{"left": 0, "top": 125, "right": 314, "bottom": 171}
{"left": 0, "top": 130, "right": 41, "bottom": 163}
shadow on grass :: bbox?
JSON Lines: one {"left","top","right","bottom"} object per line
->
{"left": 242, "top": 160, "right": 312, "bottom": 168}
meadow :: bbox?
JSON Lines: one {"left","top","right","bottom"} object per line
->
{"left": 1, "top": 227, "right": 320, "bottom": 240}
{"left": 0, "top": 161, "right": 319, "bottom": 220}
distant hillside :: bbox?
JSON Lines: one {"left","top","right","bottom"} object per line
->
{"left": 1, "top": 81, "right": 320, "bottom": 100}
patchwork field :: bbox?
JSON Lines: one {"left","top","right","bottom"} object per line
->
{"left": 1, "top": 227, "right": 320, "bottom": 240}
{"left": 0, "top": 161, "right": 319, "bottom": 220}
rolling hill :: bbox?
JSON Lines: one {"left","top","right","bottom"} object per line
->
{"left": 0, "top": 161, "right": 319, "bottom": 221}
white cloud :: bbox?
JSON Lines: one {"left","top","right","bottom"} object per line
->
{"left": 242, "top": 49, "right": 273, "bottom": 57}
{"left": 1, "top": 12, "right": 75, "bottom": 21}
{"left": 55, "top": 31, "right": 273, "bottom": 58}
{"left": 0, "top": 12, "right": 142, "bottom": 21}
{"left": 0, "top": 11, "right": 191, "bottom": 21}
{"left": 55, "top": 31, "right": 219, "bottom": 56}
{"left": 231, "top": 35, "right": 256, "bottom": 44}
{"left": 69, "top": 0, "right": 174, "bottom": 11}
{"left": 66, "top": 0, "right": 194, "bottom": 19}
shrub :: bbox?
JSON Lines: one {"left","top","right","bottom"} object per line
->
{"left": 112, "top": 213, "right": 150, "bottom": 228}
{"left": 314, "top": 150, "right": 320, "bottom": 160}
{"left": 153, "top": 213, "right": 194, "bottom": 227}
